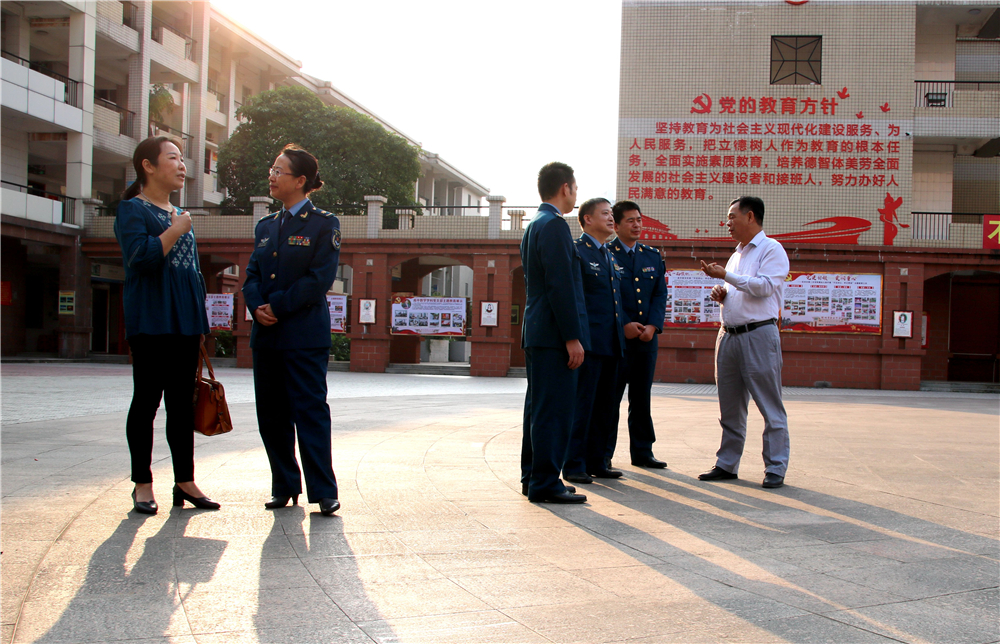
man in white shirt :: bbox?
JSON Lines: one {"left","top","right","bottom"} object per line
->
{"left": 698, "top": 196, "right": 790, "bottom": 489}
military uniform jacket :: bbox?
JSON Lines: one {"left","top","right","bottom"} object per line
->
{"left": 520, "top": 204, "right": 590, "bottom": 351}
{"left": 575, "top": 235, "right": 626, "bottom": 358}
{"left": 608, "top": 239, "right": 668, "bottom": 353}
{"left": 242, "top": 199, "right": 341, "bottom": 350}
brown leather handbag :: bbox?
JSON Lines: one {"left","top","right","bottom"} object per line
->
{"left": 193, "top": 346, "right": 232, "bottom": 436}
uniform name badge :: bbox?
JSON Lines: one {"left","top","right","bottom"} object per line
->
{"left": 257, "top": 237, "right": 269, "bottom": 248}
{"left": 287, "top": 236, "right": 311, "bottom": 247}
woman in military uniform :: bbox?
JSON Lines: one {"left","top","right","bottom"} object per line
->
{"left": 242, "top": 144, "right": 342, "bottom": 515}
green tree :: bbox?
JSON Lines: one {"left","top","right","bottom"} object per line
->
{"left": 217, "top": 86, "right": 422, "bottom": 211}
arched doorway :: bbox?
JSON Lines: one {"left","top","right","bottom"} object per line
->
{"left": 388, "top": 255, "right": 474, "bottom": 365}
{"left": 922, "top": 269, "right": 1000, "bottom": 383}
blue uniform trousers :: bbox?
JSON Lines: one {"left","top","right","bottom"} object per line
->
{"left": 252, "top": 347, "right": 338, "bottom": 502}
{"left": 521, "top": 346, "right": 577, "bottom": 499}
{"left": 607, "top": 343, "right": 658, "bottom": 464}
{"left": 564, "top": 352, "right": 620, "bottom": 476}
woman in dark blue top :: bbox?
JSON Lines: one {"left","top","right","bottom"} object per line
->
{"left": 114, "top": 136, "right": 219, "bottom": 514}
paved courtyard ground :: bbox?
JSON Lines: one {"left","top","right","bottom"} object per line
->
{"left": 1, "top": 364, "right": 998, "bottom": 643}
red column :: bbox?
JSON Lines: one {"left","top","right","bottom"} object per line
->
{"left": 470, "top": 252, "right": 513, "bottom": 377}
{"left": 348, "top": 253, "right": 391, "bottom": 372}
{"left": 879, "top": 262, "right": 924, "bottom": 390}
{"left": 234, "top": 252, "right": 253, "bottom": 368}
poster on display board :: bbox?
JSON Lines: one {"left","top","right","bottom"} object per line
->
{"left": 205, "top": 294, "right": 234, "bottom": 330}
{"left": 780, "top": 272, "right": 882, "bottom": 334}
{"left": 391, "top": 296, "right": 466, "bottom": 336}
{"left": 326, "top": 294, "right": 347, "bottom": 333}
{"left": 662, "top": 271, "right": 724, "bottom": 328}
{"left": 662, "top": 270, "right": 883, "bottom": 334}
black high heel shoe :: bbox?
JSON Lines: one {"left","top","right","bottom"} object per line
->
{"left": 264, "top": 495, "right": 298, "bottom": 509}
{"left": 132, "top": 488, "right": 158, "bottom": 515}
{"left": 172, "top": 485, "right": 221, "bottom": 509}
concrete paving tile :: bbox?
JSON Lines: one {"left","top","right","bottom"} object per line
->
{"left": 495, "top": 526, "right": 608, "bottom": 550}
{"left": 451, "top": 569, "right": 612, "bottom": 609}
{"left": 730, "top": 572, "right": 909, "bottom": 613}
{"left": 286, "top": 532, "right": 408, "bottom": 558}
{"left": 841, "top": 536, "right": 972, "bottom": 563}
{"left": 358, "top": 610, "right": 549, "bottom": 644}
{"left": 822, "top": 555, "right": 999, "bottom": 600}
{"left": 530, "top": 543, "right": 662, "bottom": 570}
{"left": 822, "top": 597, "right": 1000, "bottom": 643}
{"left": 182, "top": 585, "right": 347, "bottom": 635}
{"left": 392, "top": 529, "right": 517, "bottom": 554}
{"left": 194, "top": 624, "right": 375, "bottom": 643}
{"left": 172, "top": 532, "right": 296, "bottom": 561}
{"left": 25, "top": 562, "right": 176, "bottom": 602}
{"left": 757, "top": 542, "right": 898, "bottom": 573}
{"left": 421, "top": 549, "right": 557, "bottom": 577}
{"left": 626, "top": 612, "right": 901, "bottom": 643}
{"left": 572, "top": 562, "right": 729, "bottom": 600}
{"left": 321, "top": 578, "right": 489, "bottom": 621}
{"left": 0, "top": 539, "right": 51, "bottom": 566}
{"left": 0, "top": 626, "right": 12, "bottom": 643}
{"left": 792, "top": 522, "right": 894, "bottom": 544}
{"left": 689, "top": 526, "right": 828, "bottom": 551}
{"left": 1, "top": 563, "right": 33, "bottom": 624}
{"left": 304, "top": 553, "right": 444, "bottom": 586}
{"left": 920, "top": 587, "right": 999, "bottom": 620}
{"left": 276, "top": 507, "right": 388, "bottom": 535}
{"left": 13, "top": 592, "right": 190, "bottom": 643}
{"left": 174, "top": 556, "right": 316, "bottom": 591}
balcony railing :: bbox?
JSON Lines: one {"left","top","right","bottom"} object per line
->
{"left": 206, "top": 88, "right": 227, "bottom": 113}
{"left": 1, "top": 50, "right": 80, "bottom": 107}
{"left": 914, "top": 80, "right": 1000, "bottom": 108}
{"left": 121, "top": 1, "right": 139, "bottom": 30}
{"left": 95, "top": 98, "right": 136, "bottom": 137}
{"left": 151, "top": 16, "right": 194, "bottom": 61}
{"left": 149, "top": 121, "right": 191, "bottom": 155}
{"left": 911, "top": 212, "right": 991, "bottom": 246}
{"left": 2, "top": 180, "right": 78, "bottom": 225}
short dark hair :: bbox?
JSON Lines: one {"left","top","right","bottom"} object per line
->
{"left": 577, "top": 197, "right": 610, "bottom": 227}
{"left": 612, "top": 200, "right": 642, "bottom": 225}
{"left": 281, "top": 143, "right": 324, "bottom": 193}
{"left": 537, "top": 162, "right": 575, "bottom": 201}
{"left": 730, "top": 196, "right": 765, "bottom": 224}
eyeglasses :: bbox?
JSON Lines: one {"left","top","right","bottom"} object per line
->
{"left": 268, "top": 167, "right": 295, "bottom": 178}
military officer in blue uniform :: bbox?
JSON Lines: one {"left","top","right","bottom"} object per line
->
{"left": 520, "top": 162, "right": 589, "bottom": 504}
{"left": 607, "top": 200, "right": 669, "bottom": 469}
{"left": 242, "top": 144, "right": 342, "bottom": 516}
{"left": 562, "top": 198, "right": 628, "bottom": 485}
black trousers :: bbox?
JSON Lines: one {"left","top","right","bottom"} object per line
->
{"left": 521, "top": 346, "right": 578, "bottom": 498}
{"left": 253, "top": 347, "right": 338, "bottom": 503}
{"left": 564, "top": 352, "right": 620, "bottom": 476}
{"left": 608, "top": 344, "right": 658, "bottom": 464}
{"left": 126, "top": 334, "right": 201, "bottom": 484}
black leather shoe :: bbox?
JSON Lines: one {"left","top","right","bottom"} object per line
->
{"left": 529, "top": 491, "right": 587, "bottom": 504}
{"left": 264, "top": 495, "right": 299, "bottom": 509}
{"left": 698, "top": 466, "right": 738, "bottom": 481}
{"left": 522, "top": 483, "right": 575, "bottom": 496}
{"left": 172, "top": 485, "right": 220, "bottom": 510}
{"left": 631, "top": 456, "right": 667, "bottom": 469}
{"left": 762, "top": 473, "right": 785, "bottom": 489}
{"left": 319, "top": 498, "right": 341, "bottom": 515}
{"left": 564, "top": 473, "right": 594, "bottom": 484}
{"left": 589, "top": 468, "right": 624, "bottom": 479}
{"left": 131, "top": 488, "right": 158, "bottom": 515}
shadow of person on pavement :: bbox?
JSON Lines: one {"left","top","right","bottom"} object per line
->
{"left": 31, "top": 509, "right": 226, "bottom": 643}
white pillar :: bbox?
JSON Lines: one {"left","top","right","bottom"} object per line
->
{"left": 250, "top": 196, "right": 272, "bottom": 219}
{"left": 125, "top": 1, "right": 152, "bottom": 189}
{"left": 487, "top": 195, "right": 505, "bottom": 239}
{"left": 66, "top": 7, "right": 96, "bottom": 225}
{"left": 365, "top": 195, "right": 387, "bottom": 239}
{"left": 187, "top": 1, "right": 210, "bottom": 206}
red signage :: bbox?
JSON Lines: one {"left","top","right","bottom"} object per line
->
{"left": 984, "top": 215, "right": 1000, "bottom": 250}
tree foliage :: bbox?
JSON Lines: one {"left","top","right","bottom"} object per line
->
{"left": 218, "top": 86, "right": 422, "bottom": 211}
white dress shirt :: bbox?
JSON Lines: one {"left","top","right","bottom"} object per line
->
{"left": 721, "top": 230, "right": 790, "bottom": 327}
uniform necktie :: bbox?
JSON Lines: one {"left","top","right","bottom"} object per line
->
{"left": 600, "top": 244, "right": 611, "bottom": 271}
{"left": 279, "top": 209, "right": 290, "bottom": 235}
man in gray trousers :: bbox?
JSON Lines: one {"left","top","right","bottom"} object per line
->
{"left": 698, "top": 196, "right": 790, "bottom": 489}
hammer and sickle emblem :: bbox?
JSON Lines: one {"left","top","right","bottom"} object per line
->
{"left": 690, "top": 93, "right": 712, "bottom": 114}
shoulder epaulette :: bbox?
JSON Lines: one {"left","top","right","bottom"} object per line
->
{"left": 260, "top": 212, "right": 279, "bottom": 222}
{"left": 315, "top": 208, "right": 334, "bottom": 218}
